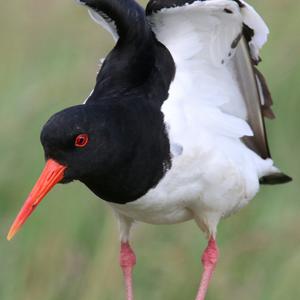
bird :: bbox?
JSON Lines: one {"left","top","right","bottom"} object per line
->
{"left": 7, "top": 0, "right": 292, "bottom": 299}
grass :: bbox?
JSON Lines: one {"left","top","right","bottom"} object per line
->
{"left": 0, "top": 1, "right": 299, "bottom": 299}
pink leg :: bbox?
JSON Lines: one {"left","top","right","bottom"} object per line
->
{"left": 120, "top": 242, "right": 136, "bottom": 300}
{"left": 195, "top": 237, "right": 219, "bottom": 300}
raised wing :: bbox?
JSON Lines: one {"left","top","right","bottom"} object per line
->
{"left": 147, "top": 0, "right": 269, "bottom": 63}
{"left": 233, "top": 39, "right": 272, "bottom": 159}
{"left": 76, "top": 0, "right": 124, "bottom": 41}
{"left": 77, "top": 0, "right": 175, "bottom": 106}
{"left": 86, "top": 7, "right": 118, "bottom": 41}
{"left": 77, "top": 0, "right": 148, "bottom": 101}
{"left": 146, "top": 0, "right": 291, "bottom": 183}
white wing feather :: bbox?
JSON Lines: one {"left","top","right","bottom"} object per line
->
{"left": 149, "top": 0, "right": 278, "bottom": 178}
{"left": 239, "top": 0, "right": 270, "bottom": 60}
{"left": 76, "top": 0, "right": 119, "bottom": 41}
{"left": 87, "top": 9, "right": 119, "bottom": 41}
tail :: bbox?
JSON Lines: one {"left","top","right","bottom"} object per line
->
{"left": 260, "top": 173, "right": 292, "bottom": 185}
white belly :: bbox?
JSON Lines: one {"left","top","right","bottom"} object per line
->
{"left": 110, "top": 143, "right": 265, "bottom": 230}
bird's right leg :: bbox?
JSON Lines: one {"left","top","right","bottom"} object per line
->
{"left": 117, "top": 214, "right": 136, "bottom": 300}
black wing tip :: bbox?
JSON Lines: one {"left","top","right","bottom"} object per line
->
{"left": 260, "top": 173, "right": 293, "bottom": 185}
{"left": 76, "top": 0, "right": 87, "bottom": 5}
{"left": 233, "top": 0, "right": 245, "bottom": 8}
{"left": 146, "top": 0, "right": 199, "bottom": 15}
{"left": 146, "top": 0, "right": 245, "bottom": 15}
{"left": 76, "top": 0, "right": 96, "bottom": 7}
{"left": 76, "top": 0, "right": 109, "bottom": 9}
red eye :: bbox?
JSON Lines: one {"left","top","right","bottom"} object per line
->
{"left": 75, "top": 134, "right": 89, "bottom": 148}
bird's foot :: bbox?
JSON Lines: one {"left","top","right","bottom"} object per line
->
{"left": 195, "top": 237, "right": 219, "bottom": 300}
{"left": 120, "top": 242, "right": 136, "bottom": 300}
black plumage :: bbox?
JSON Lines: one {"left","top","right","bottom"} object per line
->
{"left": 41, "top": 0, "right": 175, "bottom": 204}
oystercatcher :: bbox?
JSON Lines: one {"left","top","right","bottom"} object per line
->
{"left": 7, "top": 0, "right": 291, "bottom": 299}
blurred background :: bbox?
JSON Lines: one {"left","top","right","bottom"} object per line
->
{"left": 0, "top": 1, "right": 299, "bottom": 299}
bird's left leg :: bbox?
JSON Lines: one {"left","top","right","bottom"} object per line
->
{"left": 117, "top": 213, "right": 136, "bottom": 300}
{"left": 194, "top": 216, "right": 220, "bottom": 300}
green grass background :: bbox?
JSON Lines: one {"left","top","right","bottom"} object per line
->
{"left": 0, "top": 1, "right": 299, "bottom": 299}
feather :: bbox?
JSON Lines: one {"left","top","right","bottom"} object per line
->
{"left": 147, "top": 0, "right": 287, "bottom": 183}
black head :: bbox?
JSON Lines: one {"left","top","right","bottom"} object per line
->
{"left": 40, "top": 102, "right": 171, "bottom": 203}
{"left": 7, "top": 103, "right": 127, "bottom": 240}
{"left": 40, "top": 104, "right": 123, "bottom": 183}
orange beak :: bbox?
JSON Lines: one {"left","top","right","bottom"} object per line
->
{"left": 7, "top": 159, "right": 66, "bottom": 241}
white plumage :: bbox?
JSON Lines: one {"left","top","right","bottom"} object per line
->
{"left": 238, "top": 0, "right": 270, "bottom": 60}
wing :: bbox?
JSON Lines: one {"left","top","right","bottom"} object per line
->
{"left": 76, "top": 0, "right": 125, "bottom": 41}
{"left": 146, "top": 0, "right": 291, "bottom": 183}
{"left": 76, "top": 0, "right": 174, "bottom": 105}
{"left": 146, "top": 0, "right": 268, "bottom": 63}
{"left": 233, "top": 38, "right": 272, "bottom": 159}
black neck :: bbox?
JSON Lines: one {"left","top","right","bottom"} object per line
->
{"left": 80, "top": 100, "right": 171, "bottom": 204}
{"left": 78, "top": 0, "right": 176, "bottom": 203}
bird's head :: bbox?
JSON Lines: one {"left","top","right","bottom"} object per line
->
{"left": 7, "top": 104, "right": 121, "bottom": 240}
{"left": 41, "top": 104, "right": 119, "bottom": 182}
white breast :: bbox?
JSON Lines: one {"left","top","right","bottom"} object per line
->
{"left": 110, "top": 141, "right": 274, "bottom": 232}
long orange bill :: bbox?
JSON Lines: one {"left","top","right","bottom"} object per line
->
{"left": 7, "top": 159, "right": 66, "bottom": 241}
